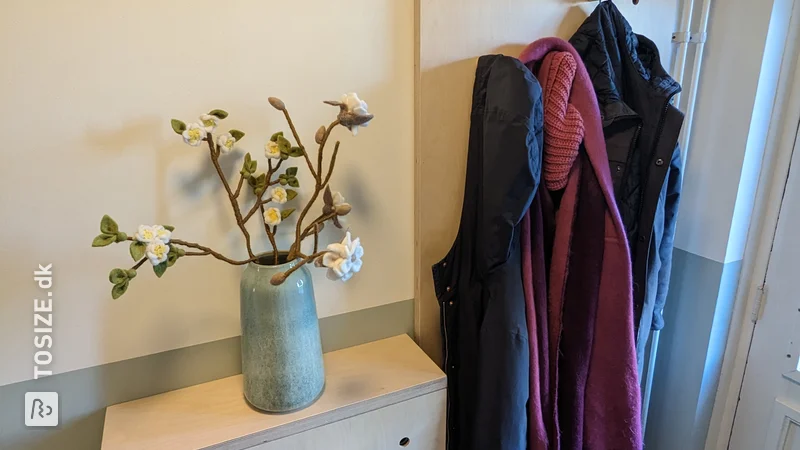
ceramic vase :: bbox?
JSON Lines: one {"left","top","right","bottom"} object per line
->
{"left": 240, "top": 254, "right": 325, "bottom": 412}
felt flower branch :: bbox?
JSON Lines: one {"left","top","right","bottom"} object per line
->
{"left": 92, "top": 95, "right": 373, "bottom": 298}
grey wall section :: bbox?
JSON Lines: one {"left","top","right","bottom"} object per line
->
{"left": 0, "top": 299, "right": 414, "bottom": 450}
{"left": 645, "top": 249, "right": 743, "bottom": 450}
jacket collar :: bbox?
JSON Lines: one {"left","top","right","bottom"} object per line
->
{"left": 570, "top": 2, "right": 680, "bottom": 99}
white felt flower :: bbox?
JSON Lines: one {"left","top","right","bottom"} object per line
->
{"left": 322, "top": 232, "right": 363, "bottom": 282}
{"left": 333, "top": 191, "right": 344, "bottom": 206}
{"left": 199, "top": 114, "right": 219, "bottom": 133}
{"left": 146, "top": 239, "right": 170, "bottom": 266}
{"left": 270, "top": 186, "right": 288, "bottom": 204}
{"left": 265, "top": 141, "right": 281, "bottom": 159}
{"left": 135, "top": 225, "right": 157, "bottom": 243}
{"left": 217, "top": 133, "right": 235, "bottom": 154}
{"left": 136, "top": 225, "right": 171, "bottom": 244}
{"left": 152, "top": 225, "right": 172, "bottom": 243}
{"left": 340, "top": 93, "right": 371, "bottom": 135}
{"left": 263, "top": 207, "right": 282, "bottom": 226}
{"left": 332, "top": 191, "right": 350, "bottom": 208}
{"left": 182, "top": 123, "right": 207, "bottom": 147}
{"left": 323, "top": 187, "right": 351, "bottom": 228}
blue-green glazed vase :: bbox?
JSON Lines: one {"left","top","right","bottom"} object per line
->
{"left": 240, "top": 254, "right": 325, "bottom": 412}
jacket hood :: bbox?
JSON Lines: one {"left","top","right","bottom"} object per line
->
{"left": 569, "top": 1, "right": 680, "bottom": 108}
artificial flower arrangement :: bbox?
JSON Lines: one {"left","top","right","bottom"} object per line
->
{"left": 91, "top": 94, "right": 373, "bottom": 299}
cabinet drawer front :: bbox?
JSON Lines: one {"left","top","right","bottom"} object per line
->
{"left": 251, "top": 390, "right": 446, "bottom": 450}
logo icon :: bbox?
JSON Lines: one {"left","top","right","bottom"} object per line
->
{"left": 25, "top": 392, "right": 58, "bottom": 427}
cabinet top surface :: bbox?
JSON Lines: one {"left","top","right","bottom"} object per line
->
{"left": 101, "top": 334, "right": 445, "bottom": 450}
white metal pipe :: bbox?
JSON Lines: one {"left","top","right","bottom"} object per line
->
{"left": 671, "top": 0, "right": 696, "bottom": 108}
{"left": 678, "top": 0, "right": 713, "bottom": 174}
{"left": 641, "top": 0, "right": 712, "bottom": 437}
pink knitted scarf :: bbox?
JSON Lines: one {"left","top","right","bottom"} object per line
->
{"left": 540, "top": 52, "right": 584, "bottom": 191}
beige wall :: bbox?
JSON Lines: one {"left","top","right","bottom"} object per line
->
{"left": 0, "top": 0, "right": 414, "bottom": 386}
{"left": 416, "top": 0, "right": 680, "bottom": 363}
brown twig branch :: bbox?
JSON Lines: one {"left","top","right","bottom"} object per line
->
{"left": 282, "top": 108, "right": 317, "bottom": 180}
{"left": 206, "top": 137, "right": 255, "bottom": 258}
{"left": 288, "top": 120, "right": 340, "bottom": 259}
{"left": 233, "top": 174, "right": 245, "bottom": 198}
{"left": 322, "top": 141, "right": 340, "bottom": 186}
{"left": 300, "top": 212, "right": 336, "bottom": 240}
{"left": 259, "top": 203, "right": 279, "bottom": 264}
{"left": 171, "top": 238, "right": 259, "bottom": 265}
{"left": 125, "top": 236, "right": 257, "bottom": 266}
{"left": 272, "top": 250, "right": 329, "bottom": 285}
{"left": 243, "top": 198, "right": 270, "bottom": 222}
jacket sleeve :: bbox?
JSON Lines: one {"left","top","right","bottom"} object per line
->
{"left": 477, "top": 57, "right": 544, "bottom": 278}
{"left": 652, "top": 145, "right": 682, "bottom": 330}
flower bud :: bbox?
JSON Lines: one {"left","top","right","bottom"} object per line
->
{"left": 315, "top": 125, "right": 326, "bottom": 144}
{"left": 335, "top": 204, "right": 352, "bottom": 216}
{"left": 116, "top": 232, "right": 128, "bottom": 242}
{"left": 126, "top": 269, "right": 137, "bottom": 279}
{"left": 270, "top": 272, "right": 287, "bottom": 285}
{"left": 268, "top": 97, "right": 286, "bottom": 111}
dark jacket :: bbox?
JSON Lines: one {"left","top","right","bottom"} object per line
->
{"left": 570, "top": 2, "right": 684, "bottom": 370}
{"left": 432, "top": 54, "right": 543, "bottom": 450}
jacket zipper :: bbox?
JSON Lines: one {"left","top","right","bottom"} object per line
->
{"left": 651, "top": 94, "right": 676, "bottom": 161}
{"left": 637, "top": 94, "right": 676, "bottom": 234}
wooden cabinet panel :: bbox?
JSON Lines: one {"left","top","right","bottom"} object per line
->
{"left": 253, "top": 390, "right": 446, "bottom": 450}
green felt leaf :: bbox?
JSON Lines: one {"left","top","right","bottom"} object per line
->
{"left": 153, "top": 262, "right": 168, "bottom": 278}
{"left": 253, "top": 173, "right": 267, "bottom": 195}
{"left": 277, "top": 136, "right": 292, "bottom": 153}
{"left": 287, "top": 177, "right": 299, "bottom": 188}
{"left": 109, "top": 268, "right": 128, "bottom": 284}
{"left": 115, "top": 231, "right": 127, "bottom": 242}
{"left": 92, "top": 234, "right": 116, "bottom": 247}
{"left": 288, "top": 146, "right": 305, "bottom": 158}
{"left": 130, "top": 241, "right": 146, "bottom": 261}
{"left": 163, "top": 225, "right": 175, "bottom": 232}
{"left": 208, "top": 109, "right": 229, "bottom": 119}
{"left": 286, "top": 189, "right": 298, "bottom": 201}
{"left": 285, "top": 167, "right": 298, "bottom": 176}
{"left": 270, "top": 131, "right": 284, "bottom": 142}
{"left": 280, "top": 152, "right": 289, "bottom": 161}
{"left": 167, "top": 249, "right": 179, "bottom": 267}
{"left": 281, "top": 208, "right": 296, "bottom": 219}
{"left": 230, "top": 129, "right": 245, "bottom": 141}
{"left": 171, "top": 119, "right": 187, "bottom": 134}
{"left": 244, "top": 153, "right": 252, "bottom": 163}
{"left": 248, "top": 160, "right": 257, "bottom": 173}
{"left": 100, "top": 215, "right": 118, "bottom": 234}
{"left": 248, "top": 174, "right": 257, "bottom": 187}
{"left": 111, "top": 280, "right": 129, "bottom": 300}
